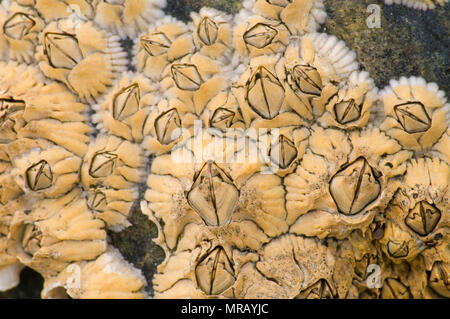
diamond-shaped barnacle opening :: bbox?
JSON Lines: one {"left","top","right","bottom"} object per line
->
{"left": 44, "top": 32, "right": 83, "bottom": 69}
{"left": 3, "top": 12, "right": 36, "bottom": 40}
{"left": 210, "top": 108, "right": 235, "bottom": 131}
{"left": 21, "top": 222, "right": 42, "bottom": 257}
{"left": 429, "top": 262, "right": 450, "bottom": 298}
{"left": 329, "top": 157, "right": 381, "bottom": 216}
{"left": 290, "top": 64, "right": 323, "bottom": 97}
{"left": 405, "top": 201, "right": 441, "bottom": 236}
{"left": 334, "top": 98, "right": 362, "bottom": 125}
{"left": 154, "top": 108, "right": 182, "bottom": 145}
{"left": 295, "top": 279, "right": 334, "bottom": 299}
{"left": 266, "top": 0, "right": 292, "bottom": 7}
{"left": 171, "top": 63, "right": 203, "bottom": 91}
{"left": 187, "top": 161, "right": 239, "bottom": 227}
{"left": 0, "top": 98, "right": 25, "bottom": 126}
{"left": 243, "top": 23, "right": 278, "bottom": 49}
{"left": 387, "top": 240, "right": 409, "bottom": 259}
{"left": 246, "top": 66, "right": 285, "bottom": 120}
{"left": 197, "top": 17, "right": 219, "bottom": 46}
{"left": 87, "top": 190, "right": 107, "bottom": 213}
{"left": 112, "top": 83, "right": 140, "bottom": 120}
{"left": 89, "top": 152, "right": 118, "bottom": 178}
{"left": 269, "top": 134, "right": 298, "bottom": 169}
{"left": 394, "top": 101, "right": 432, "bottom": 134}
{"left": 381, "top": 278, "right": 411, "bottom": 299}
{"left": 26, "top": 160, "right": 53, "bottom": 191}
{"left": 195, "top": 246, "right": 235, "bottom": 295}
{"left": 140, "top": 32, "right": 171, "bottom": 56}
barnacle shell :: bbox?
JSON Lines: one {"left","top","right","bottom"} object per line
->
{"left": 81, "top": 135, "right": 145, "bottom": 229}
{"left": 94, "top": 0, "right": 166, "bottom": 38}
{"left": 35, "top": 19, "right": 127, "bottom": 101}
{"left": 0, "top": 2, "right": 44, "bottom": 63}
{"left": 135, "top": 17, "right": 196, "bottom": 81}
{"left": 92, "top": 72, "right": 158, "bottom": 143}
{"left": 285, "top": 127, "right": 411, "bottom": 238}
{"left": 42, "top": 246, "right": 147, "bottom": 298}
{"left": 253, "top": 0, "right": 327, "bottom": 35}
{"left": 380, "top": 76, "right": 449, "bottom": 151}
{"left": 7, "top": 188, "right": 106, "bottom": 278}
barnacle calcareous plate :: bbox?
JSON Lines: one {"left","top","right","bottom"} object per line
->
{"left": 0, "top": 0, "right": 448, "bottom": 299}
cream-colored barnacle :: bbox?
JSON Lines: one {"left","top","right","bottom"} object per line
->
{"left": 405, "top": 201, "right": 441, "bottom": 236}
{"left": 8, "top": 138, "right": 82, "bottom": 198}
{"left": 201, "top": 92, "right": 246, "bottom": 131}
{"left": 36, "top": 20, "right": 127, "bottom": 101}
{"left": 191, "top": 7, "right": 233, "bottom": 59}
{"left": 380, "top": 278, "right": 411, "bottom": 299}
{"left": 7, "top": 188, "right": 106, "bottom": 278}
{"left": 92, "top": 73, "right": 157, "bottom": 143}
{"left": 135, "top": 18, "right": 196, "bottom": 81}
{"left": 195, "top": 246, "right": 235, "bottom": 295}
{"left": 170, "top": 63, "right": 203, "bottom": 91}
{"left": 384, "top": 0, "right": 449, "bottom": 10}
{"left": 94, "top": 0, "right": 165, "bottom": 38}
{"left": 0, "top": 97, "right": 26, "bottom": 143}
{"left": 380, "top": 76, "right": 448, "bottom": 151}
{"left": 187, "top": 161, "right": 239, "bottom": 227}
{"left": 329, "top": 157, "right": 381, "bottom": 216}
{"left": 0, "top": 3, "right": 44, "bottom": 64}
{"left": 432, "top": 128, "right": 449, "bottom": 163}
{"left": 319, "top": 71, "right": 376, "bottom": 128}
{"left": 42, "top": 246, "right": 147, "bottom": 299}
{"left": 233, "top": 15, "right": 289, "bottom": 59}
{"left": 81, "top": 135, "right": 145, "bottom": 191}
{"left": 253, "top": 0, "right": 327, "bottom": 35}
{"left": 428, "top": 261, "right": 450, "bottom": 298}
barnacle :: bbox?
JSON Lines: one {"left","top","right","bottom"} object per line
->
{"left": 81, "top": 135, "right": 145, "bottom": 229}
{"left": 380, "top": 76, "right": 448, "bottom": 151}
{"left": 0, "top": 2, "right": 44, "bottom": 63}
{"left": 35, "top": 19, "right": 127, "bottom": 101}
{"left": 0, "top": 0, "right": 447, "bottom": 300}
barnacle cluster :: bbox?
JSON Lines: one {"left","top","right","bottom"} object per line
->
{"left": 0, "top": 0, "right": 448, "bottom": 299}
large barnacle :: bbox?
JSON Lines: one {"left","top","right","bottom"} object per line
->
{"left": 380, "top": 76, "right": 448, "bottom": 151}
{"left": 36, "top": 19, "right": 127, "bottom": 101}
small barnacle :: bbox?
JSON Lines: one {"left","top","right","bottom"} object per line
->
{"left": 246, "top": 65, "right": 285, "bottom": 120}
{"left": 387, "top": 240, "right": 410, "bottom": 259}
{"left": 405, "top": 201, "right": 441, "bottom": 236}
{"left": 233, "top": 15, "right": 290, "bottom": 59}
{"left": 329, "top": 157, "right": 381, "bottom": 216}
{"left": 428, "top": 261, "right": 450, "bottom": 298}
{"left": 94, "top": 0, "right": 166, "bottom": 38}
{"left": 269, "top": 134, "right": 298, "bottom": 169}
{"left": 87, "top": 190, "right": 107, "bottom": 213}
{"left": 296, "top": 279, "right": 334, "bottom": 299}
{"left": 25, "top": 160, "right": 53, "bottom": 191}
{"left": 380, "top": 278, "right": 411, "bottom": 299}
{"left": 140, "top": 32, "right": 171, "bottom": 56}
{"left": 197, "top": 17, "right": 219, "bottom": 46}
{"left": 43, "top": 32, "right": 83, "bottom": 69}
{"left": 36, "top": 19, "right": 127, "bottom": 101}
{"left": 334, "top": 99, "right": 360, "bottom": 124}
{"left": 290, "top": 64, "right": 323, "bottom": 96}
{"left": 7, "top": 188, "right": 106, "bottom": 277}
{"left": 0, "top": 3, "right": 44, "bottom": 63}
{"left": 380, "top": 76, "right": 448, "bottom": 151}
{"left": 243, "top": 23, "right": 278, "bottom": 49}
{"left": 187, "top": 161, "right": 239, "bottom": 227}
{"left": 154, "top": 108, "right": 182, "bottom": 145}
{"left": 135, "top": 19, "right": 196, "bottom": 81}
{"left": 42, "top": 246, "right": 147, "bottom": 299}
{"left": 112, "top": 83, "right": 140, "bottom": 121}
{"left": 9, "top": 139, "right": 82, "bottom": 198}
{"left": 195, "top": 246, "right": 235, "bottom": 295}
{"left": 0, "top": 98, "right": 25, "bottom": 139}
{"left": 210, "top": 108, "right": 235, "bottom": 130}
{"left": 89, "top": 152, "right": 117, "bottom": 178}
{"left": 201, "top": 91, "right": 245, "bottom": 131}
{"left": 253, "top": 0, "right": 327, "bottom": 35}
{"left": 170, "top": 63, "right": 203, "bottom": 91}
